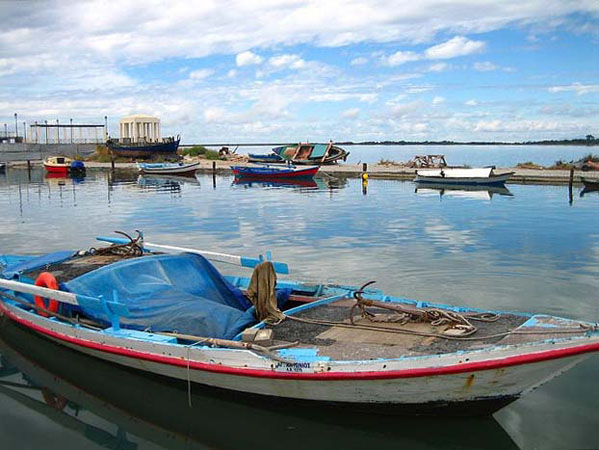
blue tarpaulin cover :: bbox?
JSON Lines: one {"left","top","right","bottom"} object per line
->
{"left": 64, "top": 253, "right": 257, "bottom": 339}
{"left": 1, "top": 250, "right": 76, "bottom": 279}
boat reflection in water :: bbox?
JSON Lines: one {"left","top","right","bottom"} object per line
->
{"left": 415, "top": 182, "right": 513, "bottom": 200}
{"left": 232, "top": 175, "right": 348, "bottom": 192}
{"left": 136, "top": 174, "right": 200, "bottom": 193}
{"left": 0, "top": 318, "right": 518, "bottom": 450}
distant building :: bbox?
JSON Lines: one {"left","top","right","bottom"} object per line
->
{"left": 119, "top": 115, "right": 161, "bottom": 143}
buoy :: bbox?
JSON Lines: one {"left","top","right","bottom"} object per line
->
{"left": 34, "top": 272, "right": 60, "bottom": 317}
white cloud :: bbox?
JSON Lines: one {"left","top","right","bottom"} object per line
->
{"left": 268, "top": 54, "right": 306, "bottom": 70}
{"left": 424, "top": 36, "right": 486, "bottom": 59}
{"left": 227, "top": 69, "right": 237, "bottom": 78}
{"left": 236, "top": 51, "right": 263, "bottom": 67}
{"left": 342, "top": 108, "right": 360, "bottom": 119}
{"left": 432, "top": 96, "right": 445, "bottom": 104}
{"left": 427, "top": 62, "right": 449, "bottom": 72}
{"left": 350, "top": 57, "right": 368, "bottom": 66}
{"left": 382, "top": 50, "right": 420, "bottom": 66}
{"left": 203, "top": 107, "right": 226, "bottom": 122}
{"left": 473, "top": 61, "right": 498, "bottom": 71}
{"left": 548, "top": 82, "right": 599, "bottom": 95}
{"left": 189, "top": 69, "right": 214, "bottom": 80}
{"left": 465, "top": 99, "right": 478, "bottom": 106}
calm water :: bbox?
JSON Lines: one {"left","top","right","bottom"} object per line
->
{"left": 0, "top": 167, "right": 598, "bottom": 450}
{"left": 228, "top": 144, "right": 597, "bottom": 167}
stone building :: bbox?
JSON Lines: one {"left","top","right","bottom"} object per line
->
{"left": 119, "top": 115, "right": 161, "bottom": 143}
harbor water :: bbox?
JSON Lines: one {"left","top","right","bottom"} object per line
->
{"left": 0, "top": 166, "right": 598, "bottom": 450}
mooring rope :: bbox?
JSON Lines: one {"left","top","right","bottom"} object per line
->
{"left": 285, "top": 314, "right": 592, "bottom": 342}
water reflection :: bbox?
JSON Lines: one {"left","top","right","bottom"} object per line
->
{"left": 415, "top": 183, "right": 513, "bottom": 200}
{"left": 0, "top": 318, "right": 518, "bottom": 450}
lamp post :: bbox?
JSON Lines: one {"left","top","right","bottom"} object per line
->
{"left": 56, "top": 119, "right": 60, "bottom": 144}
{"left": 70, "top": 118, "right": 73, "bottom": 143}
{"left": 14, "top": 113, "right": 18, "bottom": 140}
{"left": 4, "top": 123, "right": 7, "bottom": 139}
{"left": 104, "top": 115, "right": 108, "bottom": 141}
{"left": 44, "top": 120, "right": 48, "bottom": 144}
{"left": 23, "top": 121, "right": 26, "bottom": 143}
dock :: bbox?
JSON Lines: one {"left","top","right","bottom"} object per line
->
{"left": 4, "top": 159, "right": 598, "bottom": 186}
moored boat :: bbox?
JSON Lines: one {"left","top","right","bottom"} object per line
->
{"left": 232, "top": 164, "right": 319, "bottom": 179}
{"left": 273, "top": 141, "right": 349, "bottom": 165}
{"left": 1, "top": 233, "right": 598, "bottom": 415}
{"left": 43, "top": 156, "right": 86, "bottom": 176}
{"left": 106, "top": 135, "right": 180, "bottom": 159}
{"left": 415, "top": 167, "right": 514, "bottom": 185}
{"left": 247, "top": 153, "right": 285, "bottom": 164}
{"left": 137, "top": 161, "right": 200, "bottom": 176}
{"left": 0, "top": 162, "right": 5, "bottom": 172}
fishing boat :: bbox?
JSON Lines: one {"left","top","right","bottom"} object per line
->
{"left": 247, "top": 153, "right": 285, "bottom": 164}
{"left": 231, "top": 164, "right": 319, "bottom": 179}
{"left": 414, "top": 167, "right": 514, "bottom": 186}
{"left": 106, "top": 135, "right": 180, "bottom": 159}
{"left": 272, "top": 141, "right": 349, "bottom": 165}
{"left": 43, "top": 157, "right": 86, "bottom": 176}
{"left": 137, "top": 161, "right": 200, "bottom": 176}
{"left": 0, "top": 232, "right": 598, "bottom": 415}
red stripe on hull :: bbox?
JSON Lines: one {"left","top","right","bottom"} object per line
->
{"left": 1, "top": 302, "right": 597, "bottom": 381}
{"left": 44, "top": 165, "right": 69, "bottom": 174}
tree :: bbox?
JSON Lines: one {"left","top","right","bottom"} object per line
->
{"left": 586, "top": 134, "right": 595, "bottom": 141}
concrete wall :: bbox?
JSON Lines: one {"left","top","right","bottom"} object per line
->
{"left": 0, "top": 143, "right": 98, "bottom": 162}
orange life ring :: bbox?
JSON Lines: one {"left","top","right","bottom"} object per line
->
{"left": 34, "top": 272, "right": 60, "bottom": 317}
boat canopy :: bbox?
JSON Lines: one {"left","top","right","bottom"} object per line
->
{"left": 1, "top": 250, "right": 76, "bottom": 279}
{"left": 64, "top": 253, "right": 257, "bottom": 339}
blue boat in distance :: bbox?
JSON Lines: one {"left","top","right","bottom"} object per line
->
{"left": 247, "top": 153, "right": 285, "bottom": 164}
{"left": 107, "top": 135, "right": 181, "bottom": 160}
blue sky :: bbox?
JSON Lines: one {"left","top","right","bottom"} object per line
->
{"left": 0, "top": 0, "right": 598, "bottom": 143}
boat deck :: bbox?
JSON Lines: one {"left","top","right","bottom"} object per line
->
{"left": 21, "top": 254, "right": 143, "bottom": 282}
{"left": 268, "top": 298, "right": 532, "bottom": 360}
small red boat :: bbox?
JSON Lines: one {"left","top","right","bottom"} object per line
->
{"left": 231, "top": 165, "right": 319, "bottom": 179}
{"left": 43, "top": 156, "right": 72, "bottom": 175}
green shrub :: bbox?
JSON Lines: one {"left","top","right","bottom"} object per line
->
{"left": 182, "top": 146, "right": 208, "bottom": 157}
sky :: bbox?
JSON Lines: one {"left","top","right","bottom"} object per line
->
{"left": 0, "top": 0, "right": 598, "bottom": 143}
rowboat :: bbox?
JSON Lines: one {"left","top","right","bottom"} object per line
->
{"left": 137, "top": 161, "right": 200, "bottom": 176}
{"left": 0, "top": 318, "right": 518, "bottom": 448}
{"left": 414, "top": 167, "right": 514, "bottom": 186}
{"left": 43, "top": 157, "right": 86, "bottom": 176}
{"left": 106, "top": 136, "right": 180, "bottom": 159}
{"left": 247, "top": 153, "right": 285, "bottom": 164}
{"left": 1, "top": 233, "right": 597, "bottom": 415}
{"left": 231, "top": 164, "right": 319, "bottom": 179}
{"left": 272, "top": 141, "right": 349, "bottom": 165}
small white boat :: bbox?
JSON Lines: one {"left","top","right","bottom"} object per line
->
{"left": 137, "top": 162, "right": 200, "bottom": 176}
{"left": 415, "top": 167, "right": 514, "bottom": 185}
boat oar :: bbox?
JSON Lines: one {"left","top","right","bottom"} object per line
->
{"left": 95, "top": 236, "right": 290, "bottom": 274}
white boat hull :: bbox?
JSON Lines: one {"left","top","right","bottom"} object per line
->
{"left": 2, "top": 301, "right": 597, "bottom": 414}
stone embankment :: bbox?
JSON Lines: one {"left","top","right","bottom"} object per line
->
{"left": 5, "top": 159, "right": 598, "bottom": 185}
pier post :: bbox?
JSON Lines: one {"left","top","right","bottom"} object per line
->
{"left": 212, "top": 161, "right": 216, "bottom": 175}
{"left": 568, "top": 168, "right": 574, "bottom": 205}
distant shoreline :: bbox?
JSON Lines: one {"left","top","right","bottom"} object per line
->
{"left": 189, "top": 138, "right": 598, "bottom": 147}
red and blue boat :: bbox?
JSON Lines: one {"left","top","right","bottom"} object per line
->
{"left": 232, "top": 164, "right": 319, "bottom": 180}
